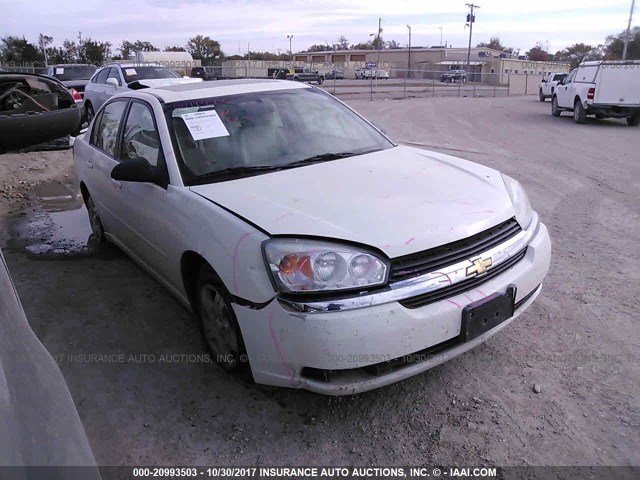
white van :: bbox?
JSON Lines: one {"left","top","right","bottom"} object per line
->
{"left": 551, "top": 60, "right": 640, "bottom": 125}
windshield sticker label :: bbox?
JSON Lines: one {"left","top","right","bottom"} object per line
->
{"left": 180, "top": 111, "right": 230, "bottom": 140}
{"left": 125, "top": 68, "right": 137, "bottom": 76}
{"left": 55, "top": 67, "right": 64, "bottom": 74}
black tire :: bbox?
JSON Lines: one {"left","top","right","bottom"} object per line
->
{"left": 85, "top": 102, "right": 95, "bottom": 124}
{"left": 317, "top": 77, "right": 323, "bottom": 85}
{"left": 85, "top": 194, "right": 106, "bottom": 243}
{"left": 626, "top": 115, "right": 640, "bottom": 126}
{"left": 551, "top": 96, "right": 561, "bottom": 117}
{"left": 539, "top": 90, "right": 545, "bottom": 102}
{"left": 574, "top": 100, "right": 586, "bottom": 124}
{"left": 196, "top": 265, "right": 248, "bottom": 373}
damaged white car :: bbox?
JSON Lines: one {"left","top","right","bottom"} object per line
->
{"left": 73, "top": 80, "right": 551, "bottom": 395}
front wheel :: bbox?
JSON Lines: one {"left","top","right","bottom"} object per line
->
{"left": 574, "top": 100, "right": 586, "bottom": 124}
{"left": 85, "top": 194, "right": 105, "bottom": 243}
{"left": 626, "top": 115, "right": 640, "bottom": 126}
{"left": 317, "top": 77, "right": 323, "bottom": 85}
{"left": 539, "top": 90, "right": 545, "bottom": 102}
{"left": 197, "top": 265, "right": 247, "bottom": 372}
{"left": 551, "top": 96, "right": 561, "bottom": 117}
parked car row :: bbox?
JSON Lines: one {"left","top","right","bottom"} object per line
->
{"left": 440, "top": 69, "right": 467, "bottom": 83}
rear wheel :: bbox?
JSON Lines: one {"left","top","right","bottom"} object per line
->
{"left": 551, "top": 96, "right": 561, "bottom": 117}
{"left": 574, "top": 100, "right": 586, "bottom": 124}
{"left": 627, "top": 115, "right": 640, "bottom": 126}
{"left": 197, "top": 265, "right": 247, "bottom": 372}
{"left": 85, "top": 102, "right": 95, "bottom": 124}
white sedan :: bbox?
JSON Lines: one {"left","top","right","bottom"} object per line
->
{"left": 73, "top": 79, "right": 551, "bottom": 395}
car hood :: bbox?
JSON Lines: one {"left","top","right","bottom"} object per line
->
{"left": 190, "top": 145, "right": 516, "bottom": 258}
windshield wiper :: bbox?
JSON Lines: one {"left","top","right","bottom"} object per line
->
{"left": 283, "top": 152, "right": 358, "bottom": 168}
{"left": 190, "top": 165, "right": 282, "bottom": 184}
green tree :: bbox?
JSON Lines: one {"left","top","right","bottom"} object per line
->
{"left": 305, "top": 44, "right": 328, "bottom": 52}
{"left": 80, "top": 38, "right": 112, "bottom": 64}
{"left": 554, "top": 43, "right": 603, "bottom": 68}
{"left": 605, "top": 26, "right": 640, "bottom": 59}
{"left": 350, "top": 41, "right": 373, "bottom": 50}
{"left": 371, "top": 35, "right": 384, "bottom": 50}
{"left": 164, "top": 45, "right": 186, "bottom": 52}
{"left": 334, "top": 36, "right": 349, "bottom": 50}
{"left": 527, "top": 43, "right": 549, "bottom": 61}
{"left": 477, "top": 36, "right": 508, "bottom": 51}
{"left": 0, "top": 36, "right": 43, "bottom": 63}
{"left": 186, "top": 35, "right": 223, "bottom": 65}
{"left": 386, "top": 39, "right": 402, "bottom": 49}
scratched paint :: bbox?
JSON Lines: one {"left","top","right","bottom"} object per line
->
{"left": 404, "top": 237, "right": 416, "bottom": 245}
{"left": 231, "top": 231, "right": 258, "bottom": 294}
{"left": 267, "top": 309, "right": 297, "bottom": 385}
{"left": 447, "top": 299, "right": 461, "bottom": 308}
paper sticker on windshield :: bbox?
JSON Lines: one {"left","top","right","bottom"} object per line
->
{"left": 55, "top": 67, "right": 64, "bottom": 74}
{"left": 180, "top": 111, "right": 230, "bottom": 140}
{"left": 125, "top": 68, "right": 137, "bottom": 76}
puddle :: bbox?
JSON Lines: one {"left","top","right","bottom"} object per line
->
{"left": 11, "top": 180, "right": 104, "bottom": 257}
{"left": 17, "top": 206, "right": 95, "bottom": 256}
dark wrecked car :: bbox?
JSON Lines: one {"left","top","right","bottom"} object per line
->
{"left": 0, "top": 73, "right": 82, "bottom": 153}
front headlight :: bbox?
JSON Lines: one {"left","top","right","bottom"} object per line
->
{"left": 263, "top": 239, "right": 389, "bottom": 293}
{"left": 502, "top": 174, "right": 534, "bottom": 228}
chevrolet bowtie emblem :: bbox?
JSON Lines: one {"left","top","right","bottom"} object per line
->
{"left": 466, "top": 257, "right": 493, "bottom": 277}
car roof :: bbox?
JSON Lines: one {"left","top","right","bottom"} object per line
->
{"left": 137, "top": 79, "right": 311, "bottom": 103}
{"left": 50, "top": 63, "right": 96, "bottom": 67}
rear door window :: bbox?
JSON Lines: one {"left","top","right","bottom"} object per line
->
{"left": 91, "top": 100, "right": 128, "bottom": 157}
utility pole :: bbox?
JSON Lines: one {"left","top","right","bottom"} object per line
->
{"left": 287, "top": 35, "right": 294, "bottom": 64}
{"left": 622, "top": 0, "right": 636, "bottom": 60}
{"left": 376, "top": 17, "right": 382, "bottom": 89}
{"left": 407, "top": 25, "right": 412, "bottom": 79}
{"left": 465, "top": 4, "right": 480, "bottom": 72}
{"left": 439, "top": 26, "right": 443, "bottom": 47}
{"left": 78, "top": 31, "right": 82, "bottom": 44}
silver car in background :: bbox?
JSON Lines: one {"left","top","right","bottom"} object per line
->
{"left": 83, "top": 63, "right": 201, "bottom": 122}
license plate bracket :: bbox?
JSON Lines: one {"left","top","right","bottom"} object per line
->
{"left": 461, "top": 285, "right": 517, "bottom": 342}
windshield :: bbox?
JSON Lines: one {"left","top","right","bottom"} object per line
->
{"left": 167, "top": 88, "right": 393, "bottom": 184}
{"left": 123, "top": 66, "right": 180, "bottom": 83}
{"left": 53, "top": 65, "right": 96, "bottom": 81}
{"left": 553, "top": 74, "right": 567, "bottom": 82}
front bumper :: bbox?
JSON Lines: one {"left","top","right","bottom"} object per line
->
{"left": 234, "top": 218, "right": 551, "bottom": 395}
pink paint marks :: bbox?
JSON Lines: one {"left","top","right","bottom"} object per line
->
{"left": 476, "top": 288, "right": 487, "bottom": 297}
{"left": 276, "top": 212, "right": 293, "bottom": 221}
{"left": 232, "top": 231, "right": 258, "bottom": 294}
{"left": 449, "top": 227, "right": 455, "bottom": 232}
{"left": 447, "top": 299, "right": 461, "bottom": 308}
{"left": 382, "top": 244, "right": 392, "bottom": 248}
{"left": 463, "top": 293, "right": 475, "bottom": 304}
{"left": 268, "top": 309, "right": 297, "bottom": 385}
{"left": 404, "top": 237, "right": 416, "bottom": 245}
{"left": 433, "top": 271, "right": 453, "bottom": 285}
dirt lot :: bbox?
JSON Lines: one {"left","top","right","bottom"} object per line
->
{"left": 1, "top": 96, "right": 639, "bottom": 467}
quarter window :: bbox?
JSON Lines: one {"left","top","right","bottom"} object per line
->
{"left": 92, "top": 101, "right": 128, "bottom": 156}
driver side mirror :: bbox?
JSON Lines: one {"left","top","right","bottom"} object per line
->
{"left": 106, "top": 77, "right": 119, "bottom": 87}
{"left": 111, "top": 157, "right": 158, "bottom": 184}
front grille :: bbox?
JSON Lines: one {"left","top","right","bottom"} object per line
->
{"left": 399, "top": 247, "right": 528, "bottom": 309}
{"left": 389, "top": 218, "right": 522, "bottom": 283}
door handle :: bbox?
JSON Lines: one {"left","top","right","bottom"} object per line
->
{"left": 112, "top": 180, "right": 122, "bottom": 189}
{"left": 86, "top": 160, "right": 93, "bottom": 169}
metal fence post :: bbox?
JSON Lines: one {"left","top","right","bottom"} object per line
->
{"left": 525, "top": 73, "right": 528, "bottom": 95}
{"left": 432, "top": 77, "right": 435, "bottom": 97}
{"left": 403, "top": 70, "right": 407, "bottom": 99}
{"left": 507, "top": 73, "right": 510, "bottom": 96}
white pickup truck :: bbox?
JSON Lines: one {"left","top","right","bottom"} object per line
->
{"left": 551, "top": 60, "right": 640, "bottom": 125}
{"left": 539, "top": 72, "right": 567, "bottom": 101}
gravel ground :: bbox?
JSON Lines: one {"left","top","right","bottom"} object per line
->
{"left": 1, "top": 95, "right": 638, "bottom": 467}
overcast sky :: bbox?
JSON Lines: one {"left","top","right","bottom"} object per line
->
{"left": 0, "top": 0, "right": 635, "bottom": 55}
